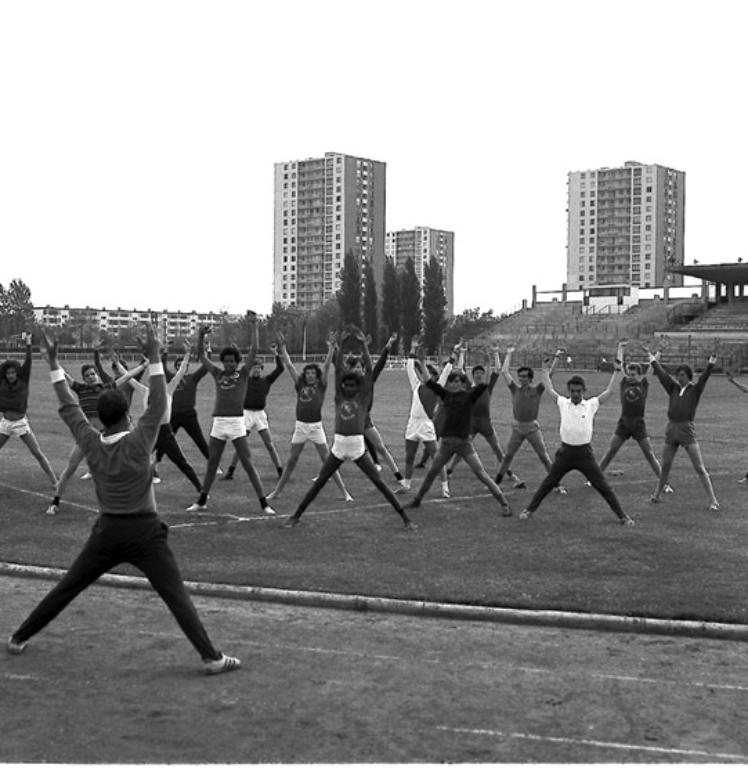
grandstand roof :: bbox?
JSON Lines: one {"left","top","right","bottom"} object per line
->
{"left": 670, "top": 262, "right": 748, "bottom": 284}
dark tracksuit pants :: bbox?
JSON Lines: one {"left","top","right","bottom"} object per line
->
{"left": 12, "top": 513, "right": 220, "bottom": 660}
{"left": 162, "top": 410, "right": 210, "bottom": 460}
{"left": 155, "top": 424, "right": 202, "bottom": 491}
{"left": 525, "top": 442, "right": 626, "bottom": 519}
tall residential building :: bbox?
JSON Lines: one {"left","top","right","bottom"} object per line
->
{"left": 273, "top": 152, "right": 386, "bottom": 312}
{"left": 566, "top": 161, "right": 685, "bottom": 291}
{"left": 385, "top": 227, "right": 455, "bottom": 316}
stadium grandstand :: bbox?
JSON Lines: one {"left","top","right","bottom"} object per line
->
{"left": 470, "top": 262, "right": 748, "bottom": 373}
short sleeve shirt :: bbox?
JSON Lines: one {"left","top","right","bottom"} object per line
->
{"left": 557, "top": 396, "right": 599, "bottom": 445}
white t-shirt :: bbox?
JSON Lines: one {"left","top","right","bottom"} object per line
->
{"left": 557, "top": 396, "right": 599, "bottom": 445}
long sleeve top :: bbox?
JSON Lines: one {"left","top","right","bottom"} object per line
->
{"left": 53, "top": 363, "right": 167, "bottom": 515}
{"left": 651, "top": 359, "right": 713, "bottom": 422}
{"left": 426, "top": 381, "right": 487, "bottom": 439}
{"left": 0, "top": 345, "right": 32, "bottom": 415}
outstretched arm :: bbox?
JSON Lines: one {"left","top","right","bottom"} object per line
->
{"left": 538, "top": 357, "right": 561, "bottom": 402}
{"left": 597, "top": 340, "right": 626, "bottom": 404}
{"left": 277, "top": 331, "right": 299, "bottom": 386}
{"left": 167, "top": 341, "right": 192, "bottom": 395}
{"left": 373, "top": 332, "right": 397, "bottom": 382}
{"left": 197, "top": 325, "right": 221, "bottom": 374}
{"left": 500, "top": 344, "right": 516, "bottom": 386}
{"left": 320, "top": 332, "right": 336, "bottom": 388}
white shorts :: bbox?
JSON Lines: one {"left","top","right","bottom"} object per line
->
{"left": 291, "top": 420, "right": 328, "bottom": 445}
{"left": 0, "top": 415, "right": 32, "bottom": 438}
{"left": 406, "top": 417, "right": 436, "bottom": 443}
{"left": 210, "top": 416, "right": 247, "bottom": 442}
{"left": 331, "top": 433, "right": 366, "bottom": 461}
{"left": 243, "top": 409, "right": 269, "bottom": 433}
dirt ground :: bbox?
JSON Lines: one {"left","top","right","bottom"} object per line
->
{"left": 2, "top": 575, "right": 748, "bottom": 763}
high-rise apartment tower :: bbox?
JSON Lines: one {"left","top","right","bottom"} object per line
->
{"left": 385, "top": 227, "right": 455, "bottom": 316}
{"left": 273, "top": 152, "right": 386, "bottom": 311}
{"left": 566, "top": 161, "right": 685, "bottom": 290}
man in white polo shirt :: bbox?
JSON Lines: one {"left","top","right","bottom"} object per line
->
{"left": 519, "top": 341, "right": 634, "bottom": 525}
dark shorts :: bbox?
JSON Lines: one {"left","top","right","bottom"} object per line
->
{"left": 438, "top": 436, "right": 477, "bottom": 461}
{"left": 665, "top": 420, "right": 697, "bottom": 447}
{"left": 614, "top": 416, "right": 648, "bottom": 442}
{"left": 470, "top": 417, "right": 495, "bottom": 439}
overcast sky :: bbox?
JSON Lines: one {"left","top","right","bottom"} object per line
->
{"left": 1, "top": 0, "right": 745, "bottom": 318}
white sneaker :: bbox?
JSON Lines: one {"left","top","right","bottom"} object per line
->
{"left": 395, "top": 480, "right": 411, "bottom": 495}
{"left": 344, "top": 492, "right": 354, "bottom": 503}
{"left": 262, "top": 505, "right": 277, "bottom": 516}
{"left": 7, "top": 635, "right": 27, "bottom": 655}
{"left": 185, "top": 502, "right": 207, "bottom": 512}
{"left": 80, "top": 472, "right": 92, "bottom": 480}
{"left": 152, "top": 476, "right": 161, "bottom": 485}
{"left": 203, "top": 653, "right": 241, "bottom": 675}
{"left": 663, "top": 483, "right": 674, "bottom": 494}
{"left": 375, "top": 464, "right": 383, "bottom": 472}
{"left": 441, "top": 483, "right": 451, "bottom": 499}
{"left": 555, "top": 486, "right": 568, "bottom": 495}
{"left": 216, "top": 467, "right": 224, "bottom": 475}
{"left": 45, "top": 504, "right": 59, "bottom": 516}
{"left": 583, "top": 481, "right": 592, "bottom": 487}
{"left": 738, "top": 476, "right": 748, "bottom": 485}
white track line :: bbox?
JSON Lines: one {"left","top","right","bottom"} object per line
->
{"left": 436, "top": 726, "right": 748, "bottom": 761}
{"left": 0, "top": 482, "right": 98, "bottom": 513}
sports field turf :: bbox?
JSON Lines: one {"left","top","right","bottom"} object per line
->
{"left": 2, "top": 357, "right": 748, "bottom": 623}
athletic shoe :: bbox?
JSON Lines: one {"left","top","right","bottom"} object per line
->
{"left": 395, "top": 480, "right": 411, "bottom": 495}
{"left": 344, "top": 492, "right": 354, "bottom": 503}
{"left": 152, "top": 476, "right": 161, "bottom": 485}
{"left": 185, "top": 502, "right": 207, "bottom": 512}
{"left": 501, "top": 504, "right": 513, "bottom": 517}
{"left": 555, "top": 486, "right": 568, "bottom": 495}
{"left": 512, "top": 479, "right": 527, "bottom": 490}
{"left": 663, "top": 483, "right": 674, "bottom": 494}
{"left": 281, "top": 515, "right": 299, "bottom": 528}
{"left": 739, "top": 476, "right": 748, "bottom": 485}
{"left": 441, "top": 482, "right": 451, "bottom": 499}
{"left": 221, "top": 471, "right": 235, "bottom": 481}
{"left": 649, "top": 495, "right": 661, "bottom": 504}
{"left": 216, "top": 467, "right": 224, "bottom": 475}
{"left": 583, "top": 481, "right": 592, "bottom": 487}
{"left": 262, "top": 505, "right": 277, "bottom": 516}
{"left": 609, "top": 469, "right": 625, "bottom": 477}
{"left": 374, "top": 464, "right": 383, "bottom": 473}
{"left": 45, "top": 503, "right": 59, "bottom": 516}
{"left": 7, "top": 635, "right": 27, "bottom": 655}
{"left": 709, "top": 502, "right": 721, "bottom": 512}
{"left": 518, "top": 508, "right": 533, "bottom": 520}
{"left": 203, "top": 653, "right": 241, "bottom": 675}
{"left": 80, "top": 472, "right": 92, "bottom": 480}
{"left": 620, "top": 515, "right": 636, "bottom": 526}
{"left": 403, "top": 521, "right": 419, "bottom": 532}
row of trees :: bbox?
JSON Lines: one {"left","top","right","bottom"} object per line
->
{"left": 2, "top": 266, "right": 494, "bottom": 357}
{"left": 336, "top": 250, "right": 448, "bottom": 354}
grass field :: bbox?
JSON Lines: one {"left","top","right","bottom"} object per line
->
{"left": 2, "top": 356, "right": 748, "bottom": 623}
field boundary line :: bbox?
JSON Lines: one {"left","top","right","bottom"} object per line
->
{"left": 2, "top": 560, "right": 748, "bottom": 642}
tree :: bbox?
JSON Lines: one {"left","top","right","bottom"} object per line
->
{"left": 422, "top": 256, "right": 448, "bottom": 355}
{"left": 336, "top": 248, "right": 361, "bottom": 326}
{"left": 0, "top": 278, "right": 35, "bottom": 340}
{"left": 380, "top": 256, "right": 401, "bottom": 339}
{"left": 362, "top": 259, "right": 379, "bottom": 347}
{"left": 399, "top": 257, "right": 422, "bottom": 354}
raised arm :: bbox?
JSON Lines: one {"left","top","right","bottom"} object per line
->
{"left": 167, "top": 341, "right": 192, "bottom": 395}
{"left": 320, "top": 332, "right": 336, "bottom": 388}
{"left": 597, "top": 340, "right": 626, "bottom": 404}
{"left": 438, "top": 341, "right": 461, "bottom": 386}
{"left": 265, "top": 342, "right": 284, "bottom": 384}
{"left": 548, "top": 347, "right": 564, "bottom": 377}
{"left": 500, "top": 344, "right": 515, "bottom": 386}
{"left": 19, "top": 331, "right": 33, "bottom": 380}
{"left": 538, "top": 357, "right": 561, "bottom": 402}
{"left": 197, "top": 325, "right": 221, "bottom": 374}
{"left": 373, "top": 332, "right": 397, "bottom": 382}
{"left": 642, "top": 342, "right": 675, "bottom": 392}
{"left": 694, "top": 343, "right": 719, "bottom": 394}
{"left": 92, "top": 346, "right": 114, "bottom": 385}
{"left": 277, "top": 331, "right": 299, "bottom": 385}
